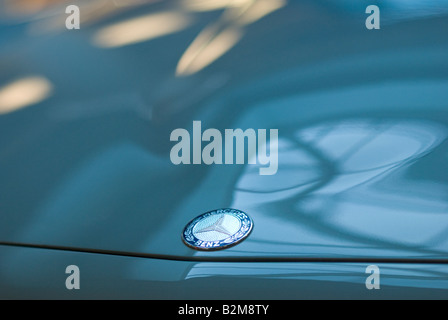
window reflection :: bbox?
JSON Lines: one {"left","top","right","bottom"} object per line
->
{"left": 176, "top": 0, "right": 286, "bottom": 76}
{"left": 92, "top": 11, "right": 193, "bottom": 48}
{"left": 0, "top": 76, "right": 53, "bottom": 115}
{"left": 87, "top": 0, "right": 286, "bottom": 75}
{"left": 232, "top": 119, "right": 448, "bottom": 256}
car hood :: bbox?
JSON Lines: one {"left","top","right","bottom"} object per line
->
{"left": 1, "top": 0, "right": 448, "bottom": 261}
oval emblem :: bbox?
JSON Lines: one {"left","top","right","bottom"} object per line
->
{"left": 182, "top": 208, "right": 253, "bottom": 251}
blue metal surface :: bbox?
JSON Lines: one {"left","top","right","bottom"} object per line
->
{"left": 1, "top": 245, "right": 447, "bottom": 299}
{"left": 0, "top": 0, "right": 447, "bottom": 298}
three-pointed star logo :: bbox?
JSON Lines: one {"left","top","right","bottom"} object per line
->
{"left": 195, "top": 215, "right": 232, "bottom": 237}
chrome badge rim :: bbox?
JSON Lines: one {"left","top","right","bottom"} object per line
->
{"left": 182, "top": 208, "right": 253, "bottom": 251}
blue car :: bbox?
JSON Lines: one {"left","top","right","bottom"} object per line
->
{"left": 0, "top": 0, "right": 447, "bottom": 299}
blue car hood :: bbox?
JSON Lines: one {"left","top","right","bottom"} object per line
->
{"left": 0, "top": 0, "right": 447, "bottom": 261}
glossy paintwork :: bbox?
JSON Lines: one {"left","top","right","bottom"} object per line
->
{"left": 1, "top": 245, "right": 447, "bottom": 299}
{"left": 0, "top": 0, "right": 448, "bottom": 298}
